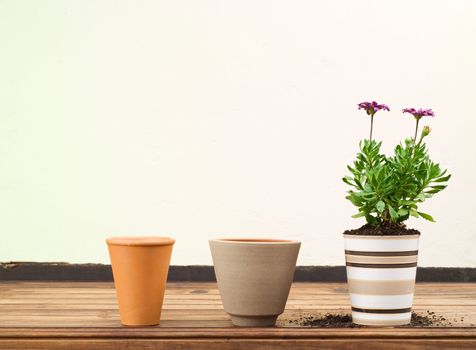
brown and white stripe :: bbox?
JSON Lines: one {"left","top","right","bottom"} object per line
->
{"left": 343, "top": 234, "right": 419, "bottom": 326}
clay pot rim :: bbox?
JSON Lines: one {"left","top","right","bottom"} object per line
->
{"left": 342, "top": 234, "right": 420, "bottom": 239}
{"left": 106, "top": 236, "right": 175, "bottom": 246}
{"left": 210, "top": 238, "right": 300, "bottom": 245}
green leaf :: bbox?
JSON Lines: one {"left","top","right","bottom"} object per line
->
{"left": 376, "top": 201, "right": 385, "bottom": 213}
{"left": 388, "top": 205, "right": 399, "bottom": 221}
{"left": 409, "top": 209, "right": 419, "bottom": 218}
{"left": 425, "top": 189, "right": 441, "bottom": 194}
{"left": 417, "top": 211, "right": 435, "bottom": 222}
{"left": 342, "top": 176, "right": 354, "bottom": 186}
{"left": 397, "top": 208, "right": 408, "bottom": 216}
{"left": 351, "top": 212, "right": 366, "bottom": 218}
{"left": 416, "top": 193, "right": 427, "bottom": 202}
{"left": 364, "top": 184, "right": 373, "bottom": 193}
{"left": 430, "top": 185, "right": 447, "bottom": 190}
{"left": 365, "top": 214, "right": 380, "bottom": 226}
{"left": 433, "top": 174, "right": 451, "bottom": 183}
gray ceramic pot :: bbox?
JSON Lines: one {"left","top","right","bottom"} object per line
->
{"left": 209, "top": 239, "right": 301, "bottom": 327}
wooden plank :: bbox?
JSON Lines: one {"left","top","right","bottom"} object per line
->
{"left": 1, "top": 329, "right": 476, "bottom": 350}
{"left": 1, "top": 339, "right": 476, "bottom": 350}
{"left": 3, "top": 281, "right": 476, "bottom": 289}
{"left": 2, "top": 327, "right": 476, "bottom": 338}
{"left": 0, "top": 282, "right": 475, "bottom": 349}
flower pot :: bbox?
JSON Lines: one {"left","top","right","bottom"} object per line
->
{"left": 209, "top": 238, "right": 301, "bottom": 327}
{"left": 106, "top": 236, "right": 175, "bottom": 326}
{"left": 343, "top": 234, "right": 419, "bottom": 326}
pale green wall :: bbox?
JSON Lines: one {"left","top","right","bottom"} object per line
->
{"left": 1, "top": 0, "right": 475, "bottom": 266}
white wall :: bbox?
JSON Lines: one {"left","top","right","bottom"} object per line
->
{"left": 1, "top": 0, "right": 475, "bottom": 267}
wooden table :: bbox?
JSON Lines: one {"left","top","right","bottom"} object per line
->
{"left": 0, "top": 282, "right": 475, "bottom": 349}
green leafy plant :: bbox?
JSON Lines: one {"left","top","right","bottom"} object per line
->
{"left": 343, "top": 102, "right": 451, "bottom": 226}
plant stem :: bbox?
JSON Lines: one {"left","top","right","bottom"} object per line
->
{"left": 370, "top": 115, "right": 374, "bottom": 141}
{"left": 414, "top": 118, "right": 420, "bottom": 143}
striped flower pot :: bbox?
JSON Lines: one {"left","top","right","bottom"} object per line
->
{"left": 343, "top": 234, "right": 419, "bottom": 326}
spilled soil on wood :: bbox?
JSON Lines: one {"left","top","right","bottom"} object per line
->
{"left": 287, "top": 311, "right": 467, "bottom": 327}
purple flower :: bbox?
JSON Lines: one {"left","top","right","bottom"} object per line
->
{"left": 358, "top": 101, "right": 390, "bottom": 141}
{"left": 402, "top": 108, "right": 435, "bottom": 119}
{"left": 358, "top": 101, "right": 390, "bottom": 116}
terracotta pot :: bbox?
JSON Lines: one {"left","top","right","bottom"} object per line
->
{"left": 106, "top": 236, "right": 175, "bottom": 326}
{"left": 343, "top": 234, "right": 419, "bottom": 326}
{"left": 209, "top": 238, "right": 301, "bottom": 327}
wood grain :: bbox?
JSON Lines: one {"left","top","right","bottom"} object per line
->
{"left": 0, "top": 282, "right": 475, "bottom": 349}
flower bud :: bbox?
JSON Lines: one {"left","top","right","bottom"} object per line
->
{"left": 404, "top": 137, "right": 414, "bottom": 146}
{"left": 422, "top": 125, "right": 431, "bottom": 137}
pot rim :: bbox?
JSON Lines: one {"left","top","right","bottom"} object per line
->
{"left": 342, "top": 233, "right": 420, "bottom": 239}
{"left": 106, "top": 236, "right": 175, "bottom": 246}
{"left": 210, "top": 238, "right": 301, "bottom": 245}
